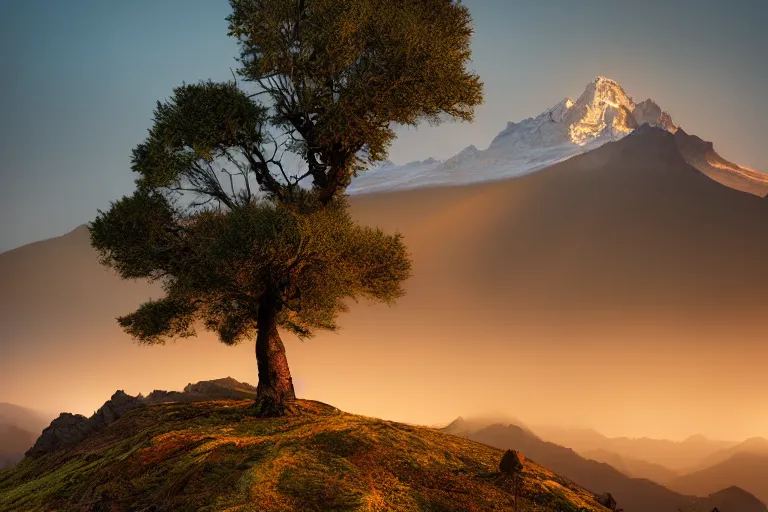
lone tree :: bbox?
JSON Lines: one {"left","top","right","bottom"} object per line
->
{"left": 90, "top": 0, "right": 483, "bottom": 416}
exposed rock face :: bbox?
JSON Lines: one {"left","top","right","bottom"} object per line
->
{"left": 142, "top": 377, "right": 258, "bottom": 405}
{"left": 91, "top": 390, "right": 142, "bottom": 427}
{"left": 499, "top": 449, "right": 525, "bottom": 474}
{"left": 26, "top": 390, "right": 142, "bottom": 458}
{"left": 633, "top": 99, "right": 678, "bottom": 133}
{"left": 25, "top": 413, "right": 94, "bottom": 457}
{"left": 25, "top": 378, "right": 259, "bottom": 459}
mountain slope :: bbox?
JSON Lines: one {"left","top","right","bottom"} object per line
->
{"left": 692, "top": 438, "right": 768, "bottom": 471}
{"left": 533, "top": 426, "right": 736, "bottom": 474}
{"left": 0, "top": 404, "right": 52, "bottom": 470}
{"left": 669, "top": 452, "right": 768, "bottom": 505}
{"left": 580, "top": 449, "right": 679, "bottom": 485}
{"left": 452, "top": 423, "right": 765, "bottom": 512}
{"left": 348, "top": 77, "right": 766, "bottom": 197}
{"left": 0, "top": 398, "right": 613, "bottom": 512}
{"left": 0, "top": 425, "right": 37, "bottom": 471}
{"left": 348, "top": 76, "right": 678, "bottom": 193}
{"left": 0, "top": 403, "right": 51, "bottom": 434}
{"left": 5, "top": 126, "right": 768, "bottom": 438}
{"left": 349, "top": 125, "right": 768, "bottom": 340}
{"left": 675, "top": 129, "right": 768, "bottom": 197}
{"left": 703, "top": 487, "right": 768, "bottom": 512}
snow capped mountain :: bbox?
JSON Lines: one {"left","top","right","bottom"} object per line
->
{"left": 633, "top": 98, "right": 677, "bottom": 133}
{"left": 348, "top": 76, "right": 680, "bottom": 194}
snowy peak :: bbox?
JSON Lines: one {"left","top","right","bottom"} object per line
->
{"left": 577, "top": 76, "right": 634, "bottom": 111}
{"left": 347, "top": 76, "right": 718, "bottom": 195}
{"left": 564, "top": 76, "right": 639, "bottom": 146}
{"left": 549, "top": 98, "right": 574, "bottom": 123}
{"left": 633, "top": 99, "right": 678, "bottom": 133}
{"left": 439, "top": 145, "right": 479, "bottom": 171}
{"left": 489, "top": 76, "right": 677, "bottom": 152}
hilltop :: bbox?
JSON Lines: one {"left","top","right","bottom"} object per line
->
{"left": 1, "top": 396, "right": 613, "bottom": 512}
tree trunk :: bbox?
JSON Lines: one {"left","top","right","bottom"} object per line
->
{"left": 254, "top": 289, "right": 295, "bottom": 417}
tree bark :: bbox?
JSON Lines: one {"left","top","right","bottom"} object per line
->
{"left": 253, "top": 289, "right": 296, "bottom": 417}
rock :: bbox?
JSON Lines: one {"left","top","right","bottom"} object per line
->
{"left": 26, "top": 390, "right": 142, "bottom": 458}
{"left": 145, "top": 389, "right": 184, "bottom": 403}
{"left": 25, "top": 413, "right": 94, "bottom": 457}
{"left": 25, "top": 378, "right": 258, "bottom": 459}
{"left": 499, "top": 449, "right": 525, "bottom": 474}
{"left": 91, "top": 390, "right": 142, "bottom": 427}
{"left": 596, "top": 492, "right": 618, "bottom": 510}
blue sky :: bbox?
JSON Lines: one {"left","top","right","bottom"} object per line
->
{"left": 1, "top": 0, "right": 766, "bottom": 252}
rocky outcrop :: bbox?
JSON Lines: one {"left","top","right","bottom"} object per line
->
{"left": 25, "top": 413, "right": 95, "bottom": 457}
{"left": 26, "top": 391, "right": 142, "bottom": 458}
{"left": 25, "top": 378, "right": 259, "bottom": 458}
{"left": 144, "top": 377, "right": 257, "bottom": 405}
{"left": 91, "top": 390, "right": 142, "bottom": 427}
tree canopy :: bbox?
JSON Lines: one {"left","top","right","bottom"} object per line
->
{"left": 228, "top": 0, "right": 484, "bottom": 202}
{"left": 90, "top": 0, "right": 483, "bottom": 415}
{"left": 91, "top": 191, "right": 411, "bottom": 345}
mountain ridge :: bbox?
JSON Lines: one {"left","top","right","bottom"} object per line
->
{"left": 448, "top": 421, "right": 766, "bottom": 512}
{"left": 348, "top": 76, "right": 765, "bottom": 196}
{"left": 669, "top": 452, "right": 768, "bottom": 507}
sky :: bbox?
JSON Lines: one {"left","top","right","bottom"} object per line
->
{"left": 1, "top": 0, "right": 767, "bottom": 253}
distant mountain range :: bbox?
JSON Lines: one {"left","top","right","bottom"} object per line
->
{"left": 529, "top": 419, "right": 768, "bottom": 505}
{"left": 443, "top": 419, "right": 766, "bottom": 512}
{"left": 0, "top": 403, "right": 51, "bottom": 470}
{"left": 668, "top": 439, "right": 768, "bottom": 505}
{"left": 579, "top": 448, "right": 680, "bottom": 485}
{"left": 532, "top": 425, "right": 738, "bottom": 473}
{"left": 349, "top": 76, "right": 767, "bottom": 196}
{"left": 692, "top": 437, "right": 768, "bottom": 472}
{"left": 451, "top": 418, "right": 768, "bottom": 510}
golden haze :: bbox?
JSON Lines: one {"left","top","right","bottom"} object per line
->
{"left": 2, "top": 136, "right": 768, "bottom": 441}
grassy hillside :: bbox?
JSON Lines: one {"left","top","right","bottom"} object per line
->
{"left": 0, "top": 399, "right": 611, "bottom": 512}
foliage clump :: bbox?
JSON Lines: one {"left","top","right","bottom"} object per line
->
{"left": 89, "top": 0, "right": 484, "bottom": 415}
{"left": 92, "top": 195, "right": 410, "bottom": 345}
